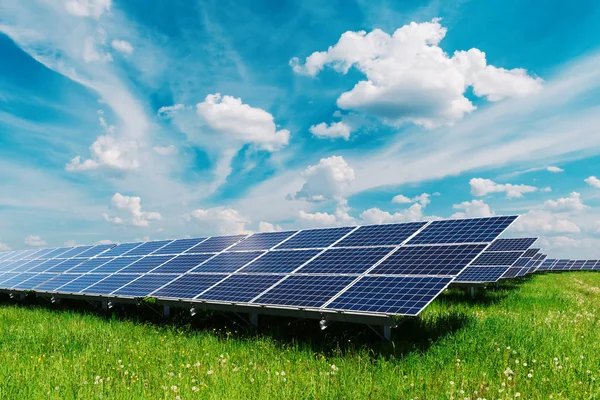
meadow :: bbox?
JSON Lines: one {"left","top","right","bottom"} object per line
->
{"left": 0, "top": 272, "right": 599, "bottom": 399}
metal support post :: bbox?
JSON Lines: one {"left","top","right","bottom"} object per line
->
{"left": 383, "top": 326, "right": 392, "bottom": 341}
{"left": 163, "top": 305, "right": 170, "bottom": 317}
{"left": 470, "top": 286, "right": 476, "bottom": 299}
{"left": 250, "top": 313, "right": 258, "bottom": 328}
{"left": 101, "top": 301, "right": 108, "bottom": 311}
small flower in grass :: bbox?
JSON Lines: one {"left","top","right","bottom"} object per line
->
{"left": 186, "top": 364, "right": 190, "bottom": 368}
{"left": 450, "top": 381, "right": 455, "bottom": 386}
{"left": 515, "top": 393, "right": 521, "bottom": 397}
{"left": 194, "top": 362, "right": 201, "bottom": 367}
{"left": 250, "top": 378, "right": 255, "bottom": 383}
{"left": 282, "top": 378, "right": 287, "bottom": 382}
{"left": 207, "top": 370, "right": 214, "bottom": 375}
{"left": 506, "top": 346, "right": 511, "bottom": 350}
{"left": 331, "top": 364, "right": 339, "bottom": 372}
{"left": 192, "top": 386, "right": 199, "bottom": 392}
{"left": 118, "top": 359, "right": 122, "bottom": 364}
{"left": 55, "top": 386, "right": 59, "bottom": 391}
{"left": 528, "top": 373, "right": 533, "bottom": 378}
{"left": 171, "top": 385, "right": 178, "bottom": 392}
{"left": 515, "top": 360, "right": 520, "bottom": 364}
{"left": 523, "top": 362, "right": 527, "bottom": 367}
{"left": 176, "top": 397, "right": 181, "bottom": 400}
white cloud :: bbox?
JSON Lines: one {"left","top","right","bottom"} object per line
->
{"left": 25, "top": 235, "right": 47, "bottom": 247}
{"left": 291, "top": 19, "right": 542, "bottom": 128}
{"left": 104, "top": 193, "right": 162, "bottom": 227}
{"left": 309, "top": 121, "right": 351, "bottom": 140}
{"left": 66, "top": 134, "right": 139, "bottom": 171}
{"left": 469, "top": 178, "right": 537, "bottom": 199}
{"left": 291, "top": 156, "right": 355, "bottom": 202}
{"left": 0, "top": 242, "right": 11, "bottom": 251}
{"left": 511, "top": 210, "right": 580, "bottom": 234}
{"left": 451, "top": 200, "right": 494, "bottom": 218}
{"left": 297, "top": 201, "right": 355, "bottom": 228}
{"left": 392, "top": 193, "right": 431, "bottom": 206}
{"left": 83, "top": 36, "right": 112, "bottom": 63}
{"left": 543, "top": 192, "right": 588, "bottom": 212}
{"left": 153, "top": 145, "right": 178, "bottom": 156}
{"left": 64, "top": 0, "right": 111, "bottom": 19}
{"left": 541, "top": 187, "right": 552, "bottom": 192}
{"left": 360, "top": 203, "right": 424, "bottom": 224}
{"left": 111, "top": 39, "right": 133, "bottom": 54}
{"left": 547, "top": 166, "right": 564, "bottom": 173}
{"left": 196, "top": 93, "right": 290, "bottom": 151}
{"left": 64, "top": 240, "right": 77, "bottom": 247}
{"left": 96, "top": 239, "right": 114, "bottom": 245}
{"left": 584, "top": 176, "right": 600, "bottom": 189}
{"left": 157, "top": 104, "right": 185, "bottom": 119}
{"left": 187, "top": 207, "right": 250, "bottom": 235}
{"left": 258, "top": 221, "right": 282, "bottom": 232}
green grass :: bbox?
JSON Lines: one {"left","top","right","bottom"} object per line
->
{"left": 1, "top": 272, "right": 599, "bottom": 399}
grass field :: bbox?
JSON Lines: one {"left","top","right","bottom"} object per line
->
{"left": 1, "top": 272, "right": 599, "bottom": 399}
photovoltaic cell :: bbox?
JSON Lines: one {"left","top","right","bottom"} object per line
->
{"left": 151, "top": 254, "right": 214, "bottom": 274}
{"left": 152, "top": 238, "right": 207, "bottom": 255}
{"left": 253, "top": 275, "right": 355, "bottom": 308}
{"left": 16, "top": 260, "right": 45, "bottom": 272}
{"left": 92, "top": 257, "right": 141, "bottom": 273}
{"left": 14, "top": 273, "right": 57, "bottom": 290}
{"left": 25, "top": 259, "right": 63, "bottom": 273}
{"left": 29, "top": 248, "right": 56, "bottom": 259}
{"left": 199, "top": 274, "right": 285, "bottom": 303}
{"left": 45, "top": 259, "right": 87, "bottom": 273}
{"left": 58, "top": 246, "right": 94, "bottom": 259}
{"left": 471, "top": 251, "right": 523, "bottom": 266}
{"left": 67, "top": 258, "right": 112, "bottom": 273}
{"left": 407, "top": 216, "right": 517, "bottom": 245}
{"left": 297, "top": 247, "right": 393, "bottom": 274}
{"left": 275, "top": 227, "right": 354, "bottom": 249}
{"left": 239, "top": 250, "right": 321, "bottom": 273}
{"left": 75, "top": 244, "right": 115, "bottom": 258}
{"left": 57, "top": 274, "right": 109, "bottom": 293}
{"left": 326, "top": 276, "right": 452, "bottom": 315}
{"left": 191, "top": 251, "right": 264, "bottom": 273}
{"left": 538, "top": 259, "right": 556, "bottom": 271}
{"left": 0, "top": 273, "right": 35, "bottom": 288}
{"left": 335, "top": 222, "right": 426, "bottom": 247}
{"left": 552, "top": 260, "right": 569, "bottom": 270}
{"left": 454, "top": 266, "right": 510, "bottom": 283}
{"left": 486, "top": 238, "right": 537, "bottom": 251}
{"left": 512, "top": 257, "right": 531, "bottom": 267}
{"left": 229, "top": 231, "right": 297, "bottom": 251}
{"left": 152, "top": 274, "right": 225, "bottom": 299}
{"left": 0, "top": 273, "right": 18, "bottom": 285}
{"left": 502, "top": 268, "right": 522, "bottom": 278}
{"left": 122, "top": 241, "right": 172, "bottom": 256}
{"left": 570, "top": 260, "right": 585, "bottom": 270}
{"left": 40, "top": 247, "right": 72, "bottom": 259}
{"left": 35, "top": 274, "right": 82, "bottom": 291}
{"left": 583, "top": 260, "right": 598, "bottom": 270}
{"left": 82, "top": 274, "right": 140, "bottom": 295}
{"left": 113, "top": 274, "right": 179, "bottom": 297}
{"left": 522, "top": 248, "right": 540, "bottom": 258}
{"left": 118, "top": 256, "right": 174, "bottom": 273}
{"left": 101, "top": 242, "right": 143, "bottom": 257}
{"left": 185, "top": 235, "right": 247, "bottom": 253}
{"left": 369, "top": 244, "right": 487, "bottom": 276}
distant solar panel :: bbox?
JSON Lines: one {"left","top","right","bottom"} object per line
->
{"left": 326, "top": 276, "right": 452, "bottom": 315}
{"left": 275, "top": 227, "right": 354, "bottom": 249}
{"left": 118, "top": 256, "right": 174, "bottom": 273}
{"left": 152, "top": 238, "right": 207, "bottom": 255}
{"left": 583, "top": 260, "right": 598, "bottom": 270}
{"left": 151, "top": 274, "right": 225, "bottom": 299}
{"left": 486, "top": 238, "right": 537, "bottom": 252}
{"left": 57, "top": 274, "right": 109, "bottom": 293}
{"left": 471, "top": 251, "right": 523, "bottom": 266}
{"left": 229, "top": 231, "right": 297, "bottom": 251}
{"left": 239, "top": 249, "right": 321, "bottom": 273}
{"left": 191, "top": 251, "right": 264, "bottom": 273}
{"left": 75, "top": 244, "right": 115, "bottom": 258}
{"left": 185, "top": 235, "right": 247, "bottom": 253}
{"left": 113, "top": 274, "right": 179, "bottom": 297}
{"left": 538, "top": 259, "right": 556, "bottom": 271}
{"left": 512, "top": 257, "right": 531, "bottom": 267}
{"left": 101, "top": 242, "right": 143, "bottom": 257}
{"left": 150, "top": 254, "right": 214, "bottom": 274}
{"left": 58, "top": 246, "right": 94, "bottom": 259}
{"left": 199, "top": 274, "right": 285, "bottom": 303}
{"left": 82, "top": 274, "right": 140, "bottom": 295}
{"left": 369, "top": 244, "right": 486, "bottom": 276}
{"left": 522, "top": 248, "right": 540, "bottom": 258}
{"left": 297, "top": 247, "right": 393, "bottom": 275}
{"left": 67, "top": 258, "right": 112, "bottom": 274}
{"left": 335, "top": 222, "right": 426, "bottom": 247}
{"left": 455, "top": 266, "right": 510, "bottom": 283}
{"left": 92, "top": 257, "right": 141, "bottom": 273}
{"left": 123, "top": 241, "right": 172, "bottom": 257}
{"left": 407, "top": 216, "right": 517, "bottom": 245}
{"left": 502, "top": 267, "right": 522, "bottom": 279}
{"left": 552, "top": 260, "right": 569, "bottom": 270}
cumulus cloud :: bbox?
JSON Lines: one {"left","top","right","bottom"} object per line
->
{"left": 511, "top": 210, "right": 580, "bottom": 234}
{"left": 451, "top": 200, "right": 494, "bottom": 218}
{"left": 103, "top": 193, "right": 162, "bottom": 227}
{"left": 83, "top": 36, "right": 112, "bottom": 63}
{"left": 290, "top": 156, "right": 355, "bottom": 202}
{"left": 297, "top": 201, "right": 355, "bottom": 227}
{"left": 196, "top": 93, "right": 290, "bottom": 151}
{"left": 547, "top": 166, "right": 564, "bottom": 173}
{"left": 187, "top": 207, "right": 250, "bottom": 235}
{"left": 157, "top": 104, "right": 186, "bottom": 119}
{"left": 309, "top": 121, "right": 351, "bottom": 140}
{"left": 258, "top": 221, "right": 283, "bottom": 232}
{"left": 0, "top": 242, "right": 11, "bottom": 251}
{"left": 64, "top": 0, "right": 111, "bottom": 19}
{"left": 469, "top": 178, "right": 537, "bottom": 199}
{"left": 360, "top": 203, "right": 425, "bottom": 224}
{"left": 64, "top": 240, "right": 78, "bottom": 247}
{"left": 25, "top": 235, "right": 47, "bottom": 247}
{"left": 153, "top": 145, "right": 178, "bottom": 156}
{"left": 67, "top": 135, "right": 139, "bottom": 171}
{"left": 543, "top": 192, "right": 588, "bottom": 212}
{"left": 291, "top": 19, "right": 542, "bottom": 128}
{"left": 584, "top": 176, "right": 600, "bottom": 189}
{"left": 111, "top": 39, "right": 133, "bottom": 54}
{"left": 392, "top": 193, "right": 431, "bottom": 207}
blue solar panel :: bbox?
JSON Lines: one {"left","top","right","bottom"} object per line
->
{"left": 16, "top": 250, "right": 39, "bottom": 260}
{"left": 191, "top": 251, "right": 264, "bottom": 273}
{"left": 486, "top": 238, "right": 537, "bottom": 251}
{"left": 75, "top": 244, "right": 115, "bottom": 258}
{"left": 253, "top": 275, "right": 355, "bottom": 308}
{"left": 185, "top": 235, "right": 247, "bottom": 253}
{"left": 199, "top": 274, "right": 285, "bottom": 303}
{"left": 275, "top": 227, "right": 355, "bottom": 249}
{"left": 297, "top": 247, "right": 393, "bottom": 274}
{"left": 326, "top": 276, "right": 452, "bottom": 315}
{"left": 594, "top": 261, "right": 600, "bottom": 271}
{"left": 369, "top": 244, "right": 486, "bottom": 276}
{"left": 152, "top": 274, "right": 225, "bottom": 299}
{"left": 0, "top": 273, "right": 35, "bottom": 288}
{"left": 101, "top": 242, "right": 143, "bottom": 257}
{"left": 57, "top": 274, "right": 109, "bottom": 293}
{"left": 14, "top": 273, "right": 57, "bottom": 290}
{"left": 117, "top": 256, "right": 174, "bottom": 273}
{"left": 471, "top": 251, "right": 523, "bottom": 266}
{"left": 538, "top": 259, "right": 556, "bottom": 271}
{"left": 239, "top": 249, "right": 321, "bottom": 273}
{"left": 502, "top": 267, "right": 522, "bottom": 278}
{"left": 24, "top": 259, "right": 62, "bottom": 273}
{"left": 15, "top": 260, "right": 45, "bottom": 272}
{"left": 0, "top": 273, "right": 18, "bottom": 285}
{"left": 552, "top": 260, "right": 569, "bottom": 270}
{"left": 229, "top": 231, "right": 297, "bottom": 251}
{"left": 570, "top": 260, "right": 585, "bottom": 270}
{"left": 152, "top": 238, "right": 207, "bottom": 255}
{"left": 41, "top": 247, "right": 72, "bottom": 259}
{"left": 58, "top": 246, "right": 94, "bottom": 259}
{"left": 335, "top": 222, "right": 426, "bottom": 247}
{"left": 454, "top": 266, "right": 510, "bottom": 283}
{"left": 151, "top": 254, "right": 214, "bottom": 274}
{"left": 522, "top": 248, "right": 540, "bottom": 258}
{"left": 35, "top": 274, "right": 82, "bottom": 291}
{"left": 122, "top": 241, "right": 172, "bottom": 256}
{"left": 512, "top": 257, "right": 531, "bottom": 267}
{"left": 113, "top": 274, "right": 179, "bottom": 297}
{"left": 67, "top": 258, "right": 112, "bottom": 273}
{"left": 45, "top": 259, "right": 87, "bottom": 273}
{"left": 92, "top": 257, "right": 141, "bottom": 273}
{"left": 583, "top": 260, "right": 598, "bottom": 270}
{"left": 407, "top": 216, "right": 517, "bottom": 245}
{"left": 3, "top": 260, "right": 28, "bottom": 271}
{"left": 29, "top": 248, "right": 57, "bottom": 259}
{"left": 82, "top": 274, "right": 140, "bottom": 295}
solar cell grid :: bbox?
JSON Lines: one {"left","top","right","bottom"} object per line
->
{"left": 239, "top": 249, "right": 321, "bottom": 273}
{"left": 0, "top": 273, "right": 36, "bottom": 288}
{"left": 35, "top": 274, "right": 82, "bottom": 291}
{"left": 82, "top": 274, "right": 140, "bottom": 295}
{"left": 0, "top": 273, "right": 20, "bottom": 286}
{"left": 552, "top": 260, "right": 569, "bottom": 270}
{"left": 583, "top": 260, "right": 598, "bottom": 270}
{"left": 123, "top": 241, "right": 172, "bottom": 256}
{"left": 25, "top": 258, "right": 63, "bottom": 273}
{"left": 14, "top": 273, "right": 57, "bottom": 290}
{"left": 16, "top": 260, "right": 45, "bottom": 272}
{"left": 67, "top": 258, "right": 112, "bottom": 273}
{"left": 191, "top": 251, "right": 264, "bottom": 273}
{"left": 101, "top": 242, "right": 143, "bottom": 257}
{"left": 502, "top": 267, "right": 522, "bottom": 279}
{"left": 152, "top": 238, "right": 207, "bottom": 255}
{"left": 407, "top": 216, "right": 517, "bottom": 245}
{"left": 185, "top": 235, "right": 247, "bottom": 253}
{"left": 326, "top": 276, "right": 452, "bottom": 315}
{"left": 152, "top": 274, "right": 225, "bottom": 299}
{"left": 471, "top": 251, "right": 523, "bottom": 266}
{"left": 92, "top": 257, "right": 141, "bottom": 273}
{"left": 29, "top": 248, "right": 56, "bottom": 259}
{"left": 199, "top": 274, "right": 285, "bottom": 303}
{"left": 75, "top": 244, "right": 115, "bottom": 258}
{"left": 538, "top": 259, "right": 556, "bottom": 270}
{"left": 59, "top": 246, "right": 94, "bottom": 259}
{"left": 57, "top": 274, "right": 109, "bottom": 293}
{"left": 369, "top": 244, "right": 486, "bottom": 276}
{"left": 522, "top": 248, "right": 540, "bottom": 258}
{"left": 151, "top": 253, "right": 214, "bottom": 274}
{"left": 512, "top": 257, "right": 531, "bottom": 267}
{"left": 113, "top": 274, "right": 179, "bottom": 297}
{"left": 118, "top": 256, "right": 174, "bottom": 273}
{"left": 570, "top": 260, "right": 585, "bottom": 270}
{"left": 45, "top": 259, "right": 87, "bottom": 273}
{"left": 455, "top": 266, "right": 510, "bottom": 283}
{"left": 296, "top": 247, "right": 393, "bottom": 275}
{"left": 486, "top": 238, "right": 537, "bottom": 251}
{"left": 275, "top": 227, "right": 354, "bottom": 249}
{"left": 229, "top": 231, "right": 297, "bottom": 251}
{"left": 335, "top": 222, "right": 426, "bottom": 247}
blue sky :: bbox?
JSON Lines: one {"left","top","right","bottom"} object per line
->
{"left": 1, "top": 0, "right": 600, "bottom": 257}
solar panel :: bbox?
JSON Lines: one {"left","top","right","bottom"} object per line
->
{"left": 594, "top": 261, "right": 600, "bottom": 271}
{"left": 275, "top": 227, "right": 354, "bottom": 249}
{"left": 296, "top": 247, "right": 393, "bottom": 275}
{"left": 502, "top": 267, "right": 522, "bottom": 278}
{"left": 151, "top": 274, "right": 225, "bottom": 299}
{"left": 122, "top": 241, "right": 172, "bottom": 257}
{"left": 101, "top": 242, "right": 143, "bottom": 257}
{"left": 92, "top": 257, "right": 141, "bottom": 273}
{"left": 75, "top": 244, "right": 115, "bottom": 258}
{"left": 0, "top": 273, "right": 18, "bottom": 285}
{"left": 13, "top": 273, "right": 57, "bottom": 290}
{"left": 253, "top": 275, "right": 355, "bottom": 308}
{"left": 538, "top": 259, "right": 556, "bottom": 271}
{"left": 45, "top": 259, "right": 87, "bottom": 273}
{"left": 522, "top": 248, "right": 540, "bottom": 258}
{"left": 29, "top": 248, "right": 57, "bottom": 259}
{"left": 41, "top": 247, "right": 72, "bottom": 259}
{"left": 454, "top": 266, "right": 510, "bottom": 283}
{"left": 58, "top": 246, "right": 94, "bottom": 259}
{"left": 35, "top": 274, "right": 82, "bottom": 291}
{"left": 117, "top": 256, "right": 174, "bottom": 273}
{"left": 552, "top": 260, "right": 569, "bottom": 270}
{"left": 407, "top": 216, "right": 517, "bottom": 245}
{"left": 191, "top": 251, "right": 264, "bottom": 273}
{"left": 82, "top": 274, "right": 140, "bottom": 295}
{"left": 583, "top": 260, "right": 598, "bottom": 270}
{"left": 335, "top": 222, "right": 425, "bottom": 247}
{"left": 0, "top": 273, "right": 37, "bottom": 288}
{"left": 67, "top": 258, "right": 112, "bottom": 273}
{"left": 113, "top": 274, "right": 180, "bottom": 297}
{"left": 486, "top": 238, "right": 537, "bottom": 251}
{"left": 199, "top": 274, "right": 285, "bottom": 303}
{"left": 570, "top": 260, "right": 586, "bottom": 270}
{"left": 186, "top": 235, "right": 247, "bottom": 253}
{"left": 152, "top": 238, "right": 207, "bottom": 255}
{"left": 471, "top": 251, "right": 524, "bottom": 266}
{"left": 16, "top": 260, "right": 45, "bottom": 272}
{"left": 326, "top": 276, "right": 452, "bottom": 315}
{"left": 229, "top": 231, "right": 297, "bottom": 251}
{"left": 512, "top": 257, "right": 531, "bottom": 267}
{"left": 239, "top": 249, "right": 321, "bottom": 273}
{"left": 369, "top": 244, "right": 487, "bottom": 276}
{"left": 150, "top": 254, "right": 214, "bottom": 274}
{"left": 24, "top": 258, "right": 63, "bottom": 273}
{"left": 57, "top": 274, "right": 109, "bottom": 293}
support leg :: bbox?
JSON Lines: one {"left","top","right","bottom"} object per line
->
{"left": 495, "top": 282, "right": 499, "bottom": 290}
{"left": 163, "top": 305, "right": 170, "bottom": 318}
{"left": 101, "top": 301, "right": 108, "bottom": 311}
{"left": 383, "top": 326, "right": 392, "bottom": 341}
{"left": 470, "top": 286, "right": 476, "bottom": 299}
{"left": 250, "top": 313, "right": 258, "bottom": 328}
{"left": 19, "top": 294, "right": 25, "bottom": 301}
